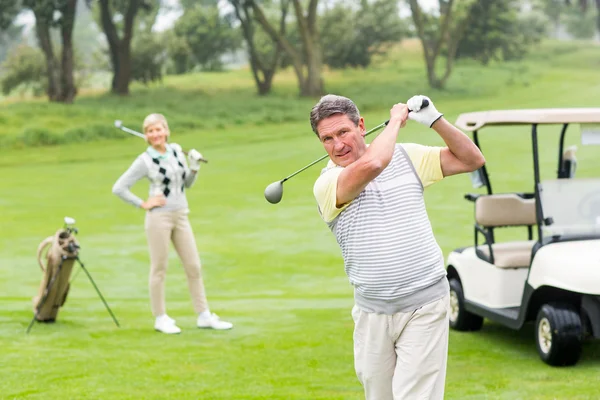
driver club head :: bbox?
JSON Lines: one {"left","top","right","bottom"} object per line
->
{"left": 264, "top": 181, "right": 284, "bottom": 204}
{"left": 64, "top": 216, "right": 76, "bottom": 225}
{"left": 114, "top": 120, "right": 123, "bottom": 129}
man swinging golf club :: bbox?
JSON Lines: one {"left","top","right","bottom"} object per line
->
{"left": 311, "top": 95, "right": 485, "bottom": 400}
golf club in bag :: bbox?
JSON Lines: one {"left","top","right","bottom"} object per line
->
{"left": 264, "top": 98, "right": 430, "bottom": 204}
{"left": 27, "top": 217, "right": 120, "bottom": 334}
{"left": 113, "top": 120, "right": 209, "bottom": 163}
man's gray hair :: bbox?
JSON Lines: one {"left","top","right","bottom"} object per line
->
{"left": 309, "top": 94, "right": 360, "bottom": 136}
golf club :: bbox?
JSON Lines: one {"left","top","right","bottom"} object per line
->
{"left": 264, "top": 99, "right": 430, "bottom": 204}
{"left": 114, "top": 120, "right": 208, "bottom": 163}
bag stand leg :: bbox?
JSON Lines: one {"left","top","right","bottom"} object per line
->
{"left": 76, "top": 257, "right": 120, "bottom": 328}
{"left": 26, "top": 256, "right": 65, "bottom": 334}
{"left": 26, "top": 256, "right": 120, "bottom": 333}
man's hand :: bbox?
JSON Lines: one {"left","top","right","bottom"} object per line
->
{"left": 142, "top": 194, "right": 166, "bottom": 210}
{"left": 390, "top": 103, "right": 409, "bottom": 128}
{"left": 407, "top": 95, "right": 443, "bottom": 128}
{"left": 187, "top": 149, "right": 203, "bottom": 172}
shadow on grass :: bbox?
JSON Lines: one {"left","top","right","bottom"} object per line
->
{"left": 474, "top": 320, "right": 600, "bottom": 366}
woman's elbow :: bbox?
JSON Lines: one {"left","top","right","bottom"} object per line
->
{"left": 112, "top": 184, "right": 123, "bottom": 196}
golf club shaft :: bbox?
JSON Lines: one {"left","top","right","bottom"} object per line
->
{"left": 115, "top": 123, "right": 208, "bottom": 163}
{"left": 281, "top": 120, "right": 389, "bottom": 183}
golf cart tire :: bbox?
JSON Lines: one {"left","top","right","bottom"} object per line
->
{"left": 449, "top": 278, "right": 484, "bottom": 331}
{"left": 535, "top": 303, "right": 583, "bottom": 367}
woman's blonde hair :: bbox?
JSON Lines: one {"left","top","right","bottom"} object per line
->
{"left": 142, "top": 113, "right": 170, "bottom": 136}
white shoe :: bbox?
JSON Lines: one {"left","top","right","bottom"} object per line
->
{"left": 154, "top": 315, "right": 181, "bottom": 334}
{"left": 197, "top": 313, "right": 233, "bottom": 330}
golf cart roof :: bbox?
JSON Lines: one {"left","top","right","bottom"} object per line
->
{"left": 455, "top": 108, "right": 600, "bottom": 131}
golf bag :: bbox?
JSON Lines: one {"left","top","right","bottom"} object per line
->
{"left": 33, "top": 228, "right": 80, "bottom": 322}
{"left": 27, "top": 217, "right": 120, "bottom": 333}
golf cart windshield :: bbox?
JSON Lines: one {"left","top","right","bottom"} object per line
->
{"left": 540, "top": 178, "right": 600, "bottom": 239}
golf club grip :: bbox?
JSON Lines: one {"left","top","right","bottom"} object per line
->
{"left": 383, "top": 98, "right": 430, "bottom": 126}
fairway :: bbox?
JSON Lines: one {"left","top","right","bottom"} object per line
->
{"left": 2, "top": 41, "right": 600, "bottom": 399}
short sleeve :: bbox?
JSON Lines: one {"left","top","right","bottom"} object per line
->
{"left": 313, "top": 167, "right": 348, "bottom": 222}
{"left": 401, "top": 143, "right": 443, "bottom": 188}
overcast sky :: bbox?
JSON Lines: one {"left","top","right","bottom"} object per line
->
{"left": 16, "top": 0, "right": 441, "bottom": 32}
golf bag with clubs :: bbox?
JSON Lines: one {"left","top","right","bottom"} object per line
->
{"left": 28, "top": 217, "right": 120, "bottom": 333}
{"left": 33, "top": 226, "right": 79, "bottom": 322}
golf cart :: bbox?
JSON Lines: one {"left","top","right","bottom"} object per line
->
{"left": 446, "top": 108, "right": 600, "bottom": 366}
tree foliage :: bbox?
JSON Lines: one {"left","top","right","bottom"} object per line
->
{"left": 1, "top": 44, "right": 47, "bottom": 96}
{"left": 173, "top": 3, "right": 241, "bottom": 71}
{"left": 130, "top": 31, "right": 166, "bottom": 84}
{"left": 409, "top": 0, "right": 476, "bottom": 89}
{"left": 230, "top": 0, "right": 288, "bottom": 95}
{"left": 320, "top": 0, "right": 405, "bottom": 69}
{"left": 456, "top": 0, "right": 548, "bottom": 65}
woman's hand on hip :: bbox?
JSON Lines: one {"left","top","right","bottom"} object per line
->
{"left": 142, "top": 194, "right": 166, "bottom": 210}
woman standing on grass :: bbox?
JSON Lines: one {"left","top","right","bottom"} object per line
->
{"left": 112, "top": 113, "right": 232, "bottom": 334}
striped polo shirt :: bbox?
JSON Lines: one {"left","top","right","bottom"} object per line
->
{"left": 313, "top": 143, "right": 449, "bottom": 314}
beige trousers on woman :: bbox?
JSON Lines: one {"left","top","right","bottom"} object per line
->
{"left": 144, "top": 209, "right": 209, "bottom": 317}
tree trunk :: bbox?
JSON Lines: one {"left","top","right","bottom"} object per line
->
{"left": 249, "top": 0, "right": 323, "bottom": 97}
{"left": 233, "top": 0, "right": 288, "bottom": 96}
{"left": 33, "top": 13, "right": 60, "bottom": 101}
{"left": 98, "top": 0, "right": 139, "bottom": 95}
{"left": 409, "top": 0, "right": 470, "bottom": 90}
{"left": 301, "top": 35, "right": 323, "bottom": 96}
{"left": 59, "top": 0, "right": 77, "bottom": 103}
{"left": 115, "top": 45, "right": 132, "bottom": 95}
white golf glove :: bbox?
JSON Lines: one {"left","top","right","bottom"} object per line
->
{"left": 187, "top": 149, "right": 203, "bottom": 172}
{"left": 407, "top": 95, "right": 443, "bottom": 128}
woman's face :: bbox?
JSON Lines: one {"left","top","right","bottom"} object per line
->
{"left": 145, "top": 122, "right": 168, "bottom": 149}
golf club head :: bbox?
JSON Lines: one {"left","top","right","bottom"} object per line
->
{"left": 114, "top": 120, "right": 123, "bottom": 129}
{"left": 64, "top": 216, "right": 76, "bottom": 225}
{"left": 264, "top": 181, "right": 284, "bottom": 204}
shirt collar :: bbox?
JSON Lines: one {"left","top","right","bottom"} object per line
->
{"left": 147, "top": 143, "right": 171, "bottom": 160}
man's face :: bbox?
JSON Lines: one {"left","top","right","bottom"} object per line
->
{"left": 317, "top": 114, "right": 366, "bottom": 167}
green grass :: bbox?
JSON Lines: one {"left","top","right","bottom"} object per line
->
{"left": 1, "top": 39, "right": 600, "bottom": 399}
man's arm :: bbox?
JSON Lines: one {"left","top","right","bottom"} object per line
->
{"left": 407, "top": 95, "right": 485, "bottom": 177}
{"left": 336, "top": 104, "right": 409, "bottom": 207}
{"left": 432, "top": 118, "right": 486, "bottom": 177}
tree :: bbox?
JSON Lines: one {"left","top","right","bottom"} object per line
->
{"left": 320, "top": 0, "right": 405, "bottom": 69}
{"left": 130, "top": 31, "right": 166, "bottom": 85}
{"left": 230, "top": 0, "right": 288, "bottom": 95}
{"left": 566, "top": 0, "right": 600, "bottom": 34}
{"left": 96, "top": 0, "right": 152, "bottom": 95}
{"left": 456, "top": 0, "right": 547, "bottom": 65}
{"left": 173, "top": 3, "right": 241, "bottom": 71}
{"left": 247, "top": 0, "right": 323, "bottom": 97}
{"left": 20, "top": 0, "right": 79, "bottom": 103}
{"left": 1, "top": 44, "right": 46, "bottom": 96}
{"left": 408, "top": 0, "right": 476, "bottom": 89}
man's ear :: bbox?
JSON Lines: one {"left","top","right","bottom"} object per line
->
{"left": 358, "top": 117, "right": 366, "bottom": 136}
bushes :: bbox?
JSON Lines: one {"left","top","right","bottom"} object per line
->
{"left": 2, "top": 124, "right": 127, "bottom": 148}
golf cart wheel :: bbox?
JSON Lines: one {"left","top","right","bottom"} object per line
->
{"left": 535, "top": 303, "right": 582, "bottom": 367}
{"left": 448, "top": 278, "right": 483, "bottom": 331}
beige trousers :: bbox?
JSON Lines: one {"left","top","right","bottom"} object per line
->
{"left": 352, "top": 295, "right": 450, "bottom": 400}
{"left": 144, "top": 209, "right": 209, "bottom": 317}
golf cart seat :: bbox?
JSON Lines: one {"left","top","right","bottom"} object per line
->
{"left": 477, "top": 240, "right": 536, "bottom": 268}
{"left": 471, "top": 193, "right": 537, "bottom": 268}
